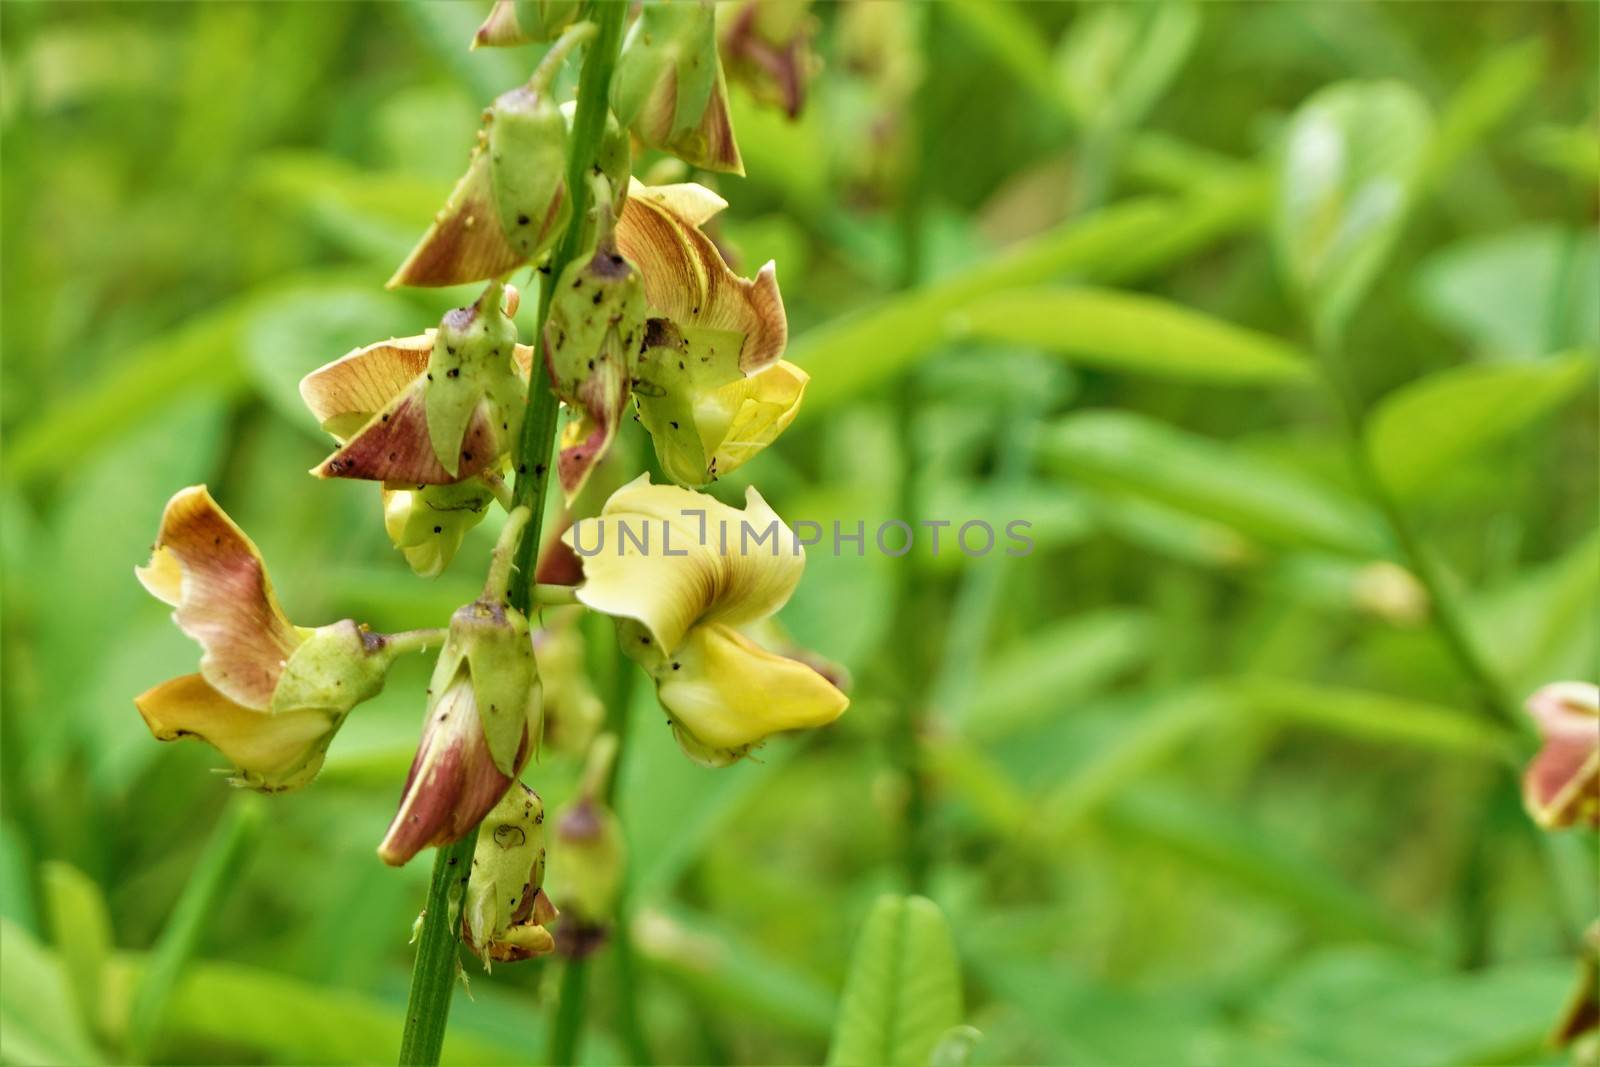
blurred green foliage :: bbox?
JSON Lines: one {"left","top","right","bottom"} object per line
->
{"left": 1, "top": 2, "right": 1597, "bottom": 1065}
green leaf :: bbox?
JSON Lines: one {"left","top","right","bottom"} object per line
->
{"left": 1421, "top": 39, "right": 1543, "bottom": 186}
{"left": 108, "top": 954, "right": 530, "bottom": 1066}
{"left": 1055, "top": 2, "right": 1199, "bottom": 132}
{"left": 1366, "top": 350, "right": 1597, "bottom": 496}
{"left": 636, "top": 907, "right": 837, "bottom": 1038}
{"left": 957, "top": 609, "right": 1154, "bottom": 741}
{"left": 42, "top": 862, "right": 115, "bottom": 1044}
{"left": 1416, "top": 226, "right": 1600, "bottom": 356}
{"left": 1043, "top": 411, "right": 1386, "bottom": 556}
{"left": 0, "top": 920, "right": 104, "bottom": 1066}
{"left": 954, "top": 287, "right": 1315, "bottom": 386}
{"left": 1226, "top": 678, "right": 1513, "bottom": 759}
{"left": 126, "top": 796, "right": 263, "bottom": 1062}
{"left": 1105, "top": 791, "right": 1423, "bottom": 947}
{"left": 1276, "top": 81, "right": 1433, "bottom": 340}
{"left": 828, "top": 895, "right": 963, "bottom": 1067}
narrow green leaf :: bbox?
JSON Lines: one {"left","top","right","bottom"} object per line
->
{"left": 1043, "top": 411, "right": 1386, "bottom": 556}
{"left": 1105, "top": 791, "right": 1424, "bottom": 947}
{"left": 1422, "top": 39, "right": 1543, "bottom": 186}
{"left": 828, "top": 895, "right": 963, "bottom": 1067}
{"left": 0, "top": 920, "right": 104, "bottom": 1066}
{"left": 794, "top": 198, "right": 1178, "bottom": 410}
{"left": 1056, "top": 2, "right": 1199, "bottom": 132}
{"left": 42, "top": 862, "right": 115, "bottom": 1044}
{"left": 954, "top": 287, "right": 1315, "bottom": 386}
{"left": 944, "top": 0, "right": 1064, "bottom": 123}
{"left": 636, "top": 907, "right": 837, "bottom": 1038}
{"left": 1366, "top": 350, "right": 1597, "bottom": 496}
{"left": 958, "top": 609, "right": 1154, "bottom": 741}
{"left": 126, "top": 795, "right": 263, "bottom": 1062}
{"left": 1227, "top": 678, "right": 1514, "bottom": 760}
{"left": 1276, "top": 81, "right": 1433, "bottom": 340}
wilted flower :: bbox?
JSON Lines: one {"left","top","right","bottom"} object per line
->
{"left": 544, "top": 203, "right": 649, "bottom": 499}
{"left": 1523, "top": 682, "right": 1600, "bottom": 830}
{"left": 301, "top": 282, "right": 532, "bottom": 485}
{"left": 612, "top": 0, "right": 743, "bottom": 174}
{"left": 134, "top": 487, "right": 399, "bottom": 791}
{"left": 379, "top": 509, "right": 544, "bottom": 865}
{"left": 473, "top": 0, "right": 581, "bottom": 48}
{"left": 563, "top": 477, "right": 847, "bottom": 766}
{"left": 463, "top": 782, "right": 559, "bottom": 967}
{"left": 719, "top": 0, "right": 819, "bottom": 119}
{"left": 613, "top": 181, "right": 796, "bottom": 486}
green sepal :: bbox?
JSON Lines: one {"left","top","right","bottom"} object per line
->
{"left": 512, "top": 0, "right": 581, "bottom": 42}
{"left": 424, "top": 287, "right": 526, "bottom": 476}
{"left": 632, "top": 319, "right": 747, "bottom": 486}
{"left": 611, "top": 1, "right": 718, "bottom": 139}
{"left": 487, "top": 85, "right": 572, "bottom": 261}
{"left": 384, "top": 478, "right": 496, "bottom": 578}
{"left": 271, "top": 620, "right": 397, "bottom": 715}
{"left": 448, "top": 598, "right": 541, "bottom": 777}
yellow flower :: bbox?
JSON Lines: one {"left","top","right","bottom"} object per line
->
{"left": 1523, "top": 682, "right": 1600, "bottom": 830}
{"left": 134, "top": 487, "right": 397, "bottom": 791}
{"left": 614, "top": 181, "right": 800, "bottom": 486}
{"left": 562, "top": 477, "right": 847, "bottom": 766}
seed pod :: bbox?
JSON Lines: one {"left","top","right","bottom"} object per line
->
{"left": 463, "top": 782, "right": 559, "bottom": 969}
{"left": 612, "top": 0, "right": 743, "bottom": 174}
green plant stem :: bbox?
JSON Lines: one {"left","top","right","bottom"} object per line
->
{"left": 397, "top": 830, "right": 478, "bottom": 1066}
{"left": 399, "top": 9, "right": 625, "bottom": 1064}
{"left": 384, "top": 628, "right": 450, "bottom": 658}
{"left": 547, "top": 954, "right": 590, "bottom": 1064}
{"left": 1311, "top": 333, "right": 1519, "bottom": 728}
{"left": 508, "top": 0, "right": 627, "bottom": 615}
{"left": 127, "top": 794, "right": 262, "bottom": 1063}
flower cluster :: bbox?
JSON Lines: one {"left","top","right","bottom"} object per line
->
{"left": 134, "top": 0, "right": 841, "bottom": 967}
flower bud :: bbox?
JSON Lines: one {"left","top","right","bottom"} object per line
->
{"left": 463, "top": 782, "right": 559, "bottom": 968}
{"left": 612, "top": 0, "right": 743, "bottom": 174}
{"left": 383, "top": 479, "right": 496, "bottom": 578}
{"left": 549, "top": 735, "right": 624, "bottom": 954}
{"left": 473, "top": 0, "right": 581, "bottom": 48}
{"left": 718, "top": 0, "right": 819, "bottom": 119}
{"left": 545, "top": 214, "right": 649, "bottom": 500}
{"left": 534, "top": 609, "right": 604, "bottom": 756}
{"left": 1523, "top": 682, "right": 1600, "bottom": 830}
{"left": 378, "top": 591, "right": 542, "bottom": 866}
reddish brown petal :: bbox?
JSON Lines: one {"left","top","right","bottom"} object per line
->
{"left": 299, "top": 334, "right": 433, "bottom": 434}
{"left": 136, "top": 487, "right": 301, "bottom": 709}
{"left": 388, "top": 149, "right": 526, "bottom": 289}
{"left": 312, "top": 384, "right": 504, "bottom": 485}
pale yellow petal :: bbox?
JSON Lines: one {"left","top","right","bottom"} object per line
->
{"left": 566, "top": 478, "right": 804, "bottom": 650}
{"left": 697, "top": 359, "right": 808, "bottom": 477}
{"left": 626, "top": 178, "right": 727, "bottom": 227}
{"left": 615, "top": 191, "right": 786, "bottom": 372}
{"left": 299, "top": 334, "right": 433, "bottom": 437}
{"left": 657, "top": 622, "right": 847, "bottom": 761}
{"left": 135, "top": 673, "right": 334, "bottom": 792}
{"left": 136, "top": 487, "right": 301, "bottom": 709}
